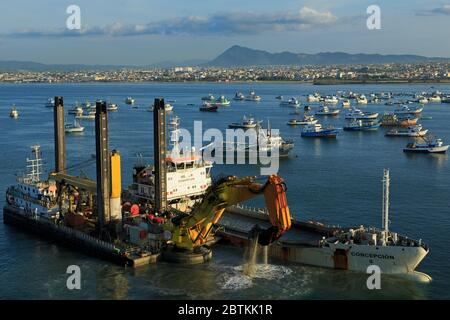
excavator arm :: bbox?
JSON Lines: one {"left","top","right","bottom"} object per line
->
{"left": 164, "top": 174, "right": 291, "bottom": 251}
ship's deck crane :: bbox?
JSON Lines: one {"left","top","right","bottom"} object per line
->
{"left": 164, "top": 174, "right": 291, "bottom": 251}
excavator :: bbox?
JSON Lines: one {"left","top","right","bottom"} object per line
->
{"left": 163, "top": 174, "right": 291, "bottom": 253}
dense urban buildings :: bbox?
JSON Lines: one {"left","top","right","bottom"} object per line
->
{"left": 1, "top": 63, "right": 450, "bottom": 84}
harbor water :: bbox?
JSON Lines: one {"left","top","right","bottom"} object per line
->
{"left": 0, "top": 82, "right": 449, "bottom": 299}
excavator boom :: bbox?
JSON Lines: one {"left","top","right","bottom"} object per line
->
{"left": 165, "top": 174, "right": 291, "bottom": 250}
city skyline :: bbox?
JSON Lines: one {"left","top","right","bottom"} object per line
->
{"left": 0, "top": 0, "right": 450, "bottom": 65}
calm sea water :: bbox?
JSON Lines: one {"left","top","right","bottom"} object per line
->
{"left": 0, "top": 82, "right": 449, "bottom": 299}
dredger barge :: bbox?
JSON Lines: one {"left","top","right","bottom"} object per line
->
{"left": 3, "top": 96, "right": 430, "bottom": 281}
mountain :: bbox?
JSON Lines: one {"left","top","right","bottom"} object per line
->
{"left": 207, "top": 45, "right": 449, "bottom": 67}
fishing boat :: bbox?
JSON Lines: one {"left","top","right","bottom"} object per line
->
{"left": 68, "top": 103, "right": 83, "bottom": 115}
{"left": 228, "top": 116, "right": 261, "bottom": 129}
{"left": 64, "top": 120, "right": 85, "bottom": 133}
{"left": 394, "top": 105, "right": 423, "bottom": 115}
{"left": 287, "top": 115, "right": 318, "bottom": 126}
{"left": 418, "top": 97, "right": 429, "bottom": 104}
{"left": 75, "top": 111, "right": 95, "bottom": 120}
{"left": 429, "top": 95, "right": 441, "bottom": 103}
{"left": 356, "top": 95, "right": 368, "bottom": 104}
{"left": 345, "top": 108, "right": 378, "bottom": 120}
{"left": 125, "top": 97, "right": 135, "bottom": 105}
{"left": 380, "top": 113, "right": 419, "bottom": 127}
{"left": 301, "top": 123, "right": 339, "bottom": 138}
{"left": 45, "top": 98, "right": 54, "bottom": 108}
{"left": 245, "top": 91, "right": 261, "bottom": 102}
{"left": 199, "top": 103, "right": 218, "bottom": 112}
{"left": 82, "top": 100, "right": 92, "bottom": 109}
{"left": 149, "top": 103, "right": 173, "bottom": 112}
{"left": 233, "top": 92, "right": 245, "bottom": 101}
{"left": 107, "top": 103, "right": 119, "bottom": 111}
{"left": 342, "top": 99, "right": 350, "bottom": 108}
{"left": 214, "top": 95, "right": 231, "bottom": 107}
{"left": 9, "top": 105, "right": 19, "bottom": 118}
{"left": 323, "top": 96, "right": 339, "bottom": 104}
{"left": 316, "top": 106, "right": 340, "bottom": 116}
{"left": 343, "top": 119, "right": 380, "bottom": 131}
{"left": 403, "top": 136, "right": 449, "bottom": 154}
{"left": 306, "top": 93, "right": 320, "bottom": 102}
{"left": 201, "top": 94, "right": 215, "bottom": 102}
{"left": 385, "top": 125, "right": 428, "bottom": 137}
{"left": 280, "top": 97, "right": 300, "bottom": 107}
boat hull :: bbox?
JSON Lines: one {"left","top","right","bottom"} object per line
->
{"left": 301, "top": 130, "right": 339, "bottom": 138}
{"left": 404, "top": 145, "right": 449, "bottom": 153}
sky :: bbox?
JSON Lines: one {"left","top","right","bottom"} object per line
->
{"left": 0, "top": 0, "right": 449, "bottom": 65}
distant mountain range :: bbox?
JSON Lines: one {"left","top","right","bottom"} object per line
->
{"left": 206, "top": 45, "right": 450, "bottom": 67}
{"left": 1, "top": 45, "right": 448, "bottom": 71}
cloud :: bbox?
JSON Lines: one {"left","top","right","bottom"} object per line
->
{"left": 3, "top": 7, "right": 338, "bottom": 38}
{"left": 416, "top": 4, "right": 450, "bottom": 16}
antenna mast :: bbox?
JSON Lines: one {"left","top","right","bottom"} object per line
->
{"left": 382, "top": 169, "right": 390, "bottom": 233}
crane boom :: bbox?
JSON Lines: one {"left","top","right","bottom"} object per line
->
{"left": 164, "top": 174, "right": 291, "bottom": 251}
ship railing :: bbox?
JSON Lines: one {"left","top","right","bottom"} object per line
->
{"left": 232, "top": 204, "right": 269, "bottom": 215}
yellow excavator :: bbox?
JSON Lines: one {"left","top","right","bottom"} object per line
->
{"left": 163, "top": 174, "right": 291, "bottom": 254}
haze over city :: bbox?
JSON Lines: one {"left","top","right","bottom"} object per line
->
{"left": 1, "top": 0, "right": 450, "bottom": 66}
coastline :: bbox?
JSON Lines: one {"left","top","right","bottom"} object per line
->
{"left": 1, "top": 79, "right": 450, "bottom": 85}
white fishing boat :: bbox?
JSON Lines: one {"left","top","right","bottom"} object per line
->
{"left": 9, "top": 105, "right": 19, "bottom": 118}
{"left": 125, "top": 97, "right": 135, "bottom": 105}
{"left": 428, "top": 95, "right": 441, "bottom": 103}
{"left": 356, "top": 95, "right": 368, "bottom": 104}
{"left": 64, "top": 120, "right": 85, "bottom": 133}
{"left": 68, "top": 103, "right": 83, "bottom": 115}
{"left": 345, "top": 108, "right": 378, "bottom": 120}
{"left": 201, "top": 94, "right": 215, "bottom": 102}
{"left": 233, "top": 92, "right": 245, "bottom": 101}
{"left": 306, "top": 93, "right": 320, "bottom": 102}
{"left": 45, "top": 98, "right": 54, "bottom": 108}
{"left": 418, "top": 97, "right": 428, "bottom": 104}
{"left": 394, "top": 105, "right": 423, "bottom": 115}
{"left": 214, "top": 95, "right": 231, "bottom": 107}
{"left": 316, "top": 106, "right": 340, "bottom": 116}
{"left": 107, "top": 103, "right": 119, "bottom": 111}
{"left": 75, "top": 111, "right": 95, "bottom": 120}
{"left": 342, "top": 99, "right": 351, "bottom": 108}
{"left": 245, "top": 91, "right": 261, "bottom": 102}
{"left": 287, "top": 115, "right": 318, "bottom": 126}
{"left": 323, "top": 96, "right": 339, "bottom": 104}
{"left": 386, "top": 125, "right": 428, "bottom": 137}
{"left": 403, "top": 136, "right": 449, "bottom": 153}
{"left": 228, "top": 116, "right": 261, "bottom": 129}
{"left": 280, "top": 97, "right": 300, "bottom": 107}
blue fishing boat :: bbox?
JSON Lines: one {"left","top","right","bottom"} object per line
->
{"left": 343, "top": 119, "right": 380, "bottom": 131}
{"left": 301, "top": 123, "right": 339, "bottom": 138}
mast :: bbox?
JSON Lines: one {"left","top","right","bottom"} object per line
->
{"left": 26, "top": 145, "right": 44, "bottom": 183}
{"left": 382, "top": 169, "right": 390, "bottom": 233}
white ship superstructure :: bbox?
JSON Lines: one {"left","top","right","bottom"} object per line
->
{"left": 5, "top": 146, "right": 59, "bottom": 218}
{"left": 130, "top": 116, "right": 212, "bottom": 210}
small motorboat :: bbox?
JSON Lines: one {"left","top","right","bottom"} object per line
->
{"left": 228, "top": 116, "right": 261, "bottom": 129}
{"left": 304, "top": 105, "right": 311, "bottom": 111}
{"left": 275, "top": 95, "right": 283, "bottom": 100}
{"left": 107, "top": 103, "right": 119, "bottom": 111}
{"left": 301, "top": 123, "right": 339, "bottom": 138}
{"left": 356, "top": 95, "right": 368, "bottom": 104}
{"left": 199, "top": 103, "right": 218, "bottom": 112}
{"left": 316, "top": 106, "right": 340, "bottom": 116}
{"left": 149, "top": 103, "right": 173, "bottom": 112}
{"left": 385, "top": 125, "right": 428, "bottom": 137}
{"left": 233, "top": 92, "right": 245, "bottom": 101}
{"left": 68, "top": 103, "right": 83, "bottom": 115}
{"left": 9, "top": 105, "right": 19, "bottom": 118}
{"left": 394, "top": 105, "right": 423, "bottom": 115}
{"left": 125, "top": 97, "right": 135, "bottom": 105}
{"left": 201, "top": 94, "right": 215, "bottom": 102}
{"left": 245, "top": 91, "right": 261, "bottom": 101}
{"left": 45, "top": 98, "right": 54, "bottom": 108}
{"left": 323, "top": 96, "right": 339, "bottom": 104}
{"left": 403, "top": 136, "right": 449, "bottom": 154}
{"left": 65, "top": 120, "right": 85, "bottom": 133}
{"left": 307, "top": 93, "right": 321, "bottom": 102}
{"left": 214, "top": 95, "right": 231, "bottom": 107}
{"left": 342, "top": 99, "right": 351, "bottom": 108}
{"left": 280, "top": 97, "right": 300, "bottom": 107}
{"left": 287, "top": 115, "right": 318, "bottom": 126}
